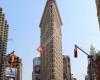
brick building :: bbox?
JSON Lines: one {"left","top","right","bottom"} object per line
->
{"left": 63, "top": 55, "right": 71, "bottom": 80}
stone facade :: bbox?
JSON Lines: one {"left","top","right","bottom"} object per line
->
{"left": 96, "top": 0, "right": 100, "bottom": 26}
{"left": 94, "top": 52, "right": 100, "bottom": 80}
{"left": 17, "top": 58, "right": 22, "bottom": 80}
{"left": 63, "top": 55, "right": 71, "bottom": 80}
{"left": 39, "top": 0, "right": 63, "bottom": 80}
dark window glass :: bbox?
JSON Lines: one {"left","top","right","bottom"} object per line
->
{"left": 52, "top": 75, "right": 54, "bottom": 79}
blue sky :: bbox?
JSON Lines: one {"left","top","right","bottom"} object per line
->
{"left": 0, "top": 0, "right": 100, "bottom": 80}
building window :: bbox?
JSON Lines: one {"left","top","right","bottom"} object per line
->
{"left": 50, "top": 49, "right": 53, "bottom": 53}
{"left": 52, "top": 59, "right": 55, "bottom": 63}
{"left": 52, "top": 75, "right": 54, "bottom": 79}
{"left": 50, "top": 43, "right": 53, "bottom": 48}
{"left": 50, "top": 22, "right": 53, "bottom": 26}
{"left": 50, "top": 5, "right": 53, "bottom": 8}
{"left": 51, "top": 54, "right": 53, "bottom": 57}
{"left": 52, "top": 69, "right": 55, "bottom": 72}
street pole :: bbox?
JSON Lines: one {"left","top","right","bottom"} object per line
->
{"left": 74, "top": 44, "right": 97, "bottom": 80}
{"left": 75, "top": 44, "right": 90, "bottom": 56}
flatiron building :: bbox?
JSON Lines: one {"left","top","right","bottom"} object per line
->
{"left": 39, "top": 0, "right": 63, "bottom": 80}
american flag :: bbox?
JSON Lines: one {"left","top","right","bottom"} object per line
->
{"left": 37, "top": 45, "right": 46, "bottom": 53}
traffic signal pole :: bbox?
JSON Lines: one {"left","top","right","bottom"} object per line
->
{"left": 75, "top": 44, "right": 90, "bottom": 57}
{"left": 74, "top": 44, "right": 97, "bottom": 80}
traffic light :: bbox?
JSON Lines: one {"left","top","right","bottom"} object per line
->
{"left": 12, "top": 56, "right": 19, "bottom": 68}
{"left": 11, "top": 55, "right": 16, "bottom": 63}
{"left": 12, "top": 62, "right": 18, "bottom": 68}
{"left": 8, "top": 56, "right": 12, "bottom": 64}
{"left": 8, "top": 54, "right": 19, "bottom": 68}
{"left": 74, "top": 47, "right": 77, "bottom": 58}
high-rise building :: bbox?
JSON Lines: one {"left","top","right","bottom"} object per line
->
{"left": 94, "top": 51, "right": 100, "bottom": 80}
{"left": 87, "top": 46, "right": 96, "bottom": 80}
{"left": 63, "top": 55, "right": 71, "bottom": 80}
{"left": 39, "top": 0, "right": 63, "bottom": 80}
{"left": 87, "top": 46, "right": 100, "bottom": 80}
{"left": 32, "top": 57, "right": 40, "bottom": 80}
{"left": 96, "top": 0, "right": 100, "bottom": 26}
{"left": 0, "top": 7, "right": 9, "bottom": 80}
{"left": 17, "top": 58, "right": 22, "bottom": 80}
{"left": 90, "top": 45, "right": 96, "bottom": 55}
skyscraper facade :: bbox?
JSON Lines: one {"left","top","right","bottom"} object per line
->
{"left": 96, "top": 0, "right": 100, "bottom": 26}
{"left": 17, "top": 58, "right": 22, "bottom": 80}
{"left": 87, "top": 46, "right": 96, "bottom": 80}
{"left": 0, "top": 7, "right": 9, "bottom": 80}
{"left": 39, "top": 0, "right": 63, "bottom": 80}
{"left": 63, "top": 55, "right": 71, "bottom": 80}
{"left": 94, "top": 51, "right": 100, "bottom": 80}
